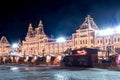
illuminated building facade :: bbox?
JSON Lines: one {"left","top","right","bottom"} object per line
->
{"left": 22, "top": 20, "right": 72, "bottom": 55}
{"left": 0, "top": 36, "right": 11, "bottom": 55}
{"left": 22, "top": 15, "right": 120, "bottom": 57}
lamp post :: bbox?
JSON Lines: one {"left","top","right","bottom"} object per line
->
{"left": 49, "top": 44, "right": 50, "bottom": 54}
{"left": 56, "top": 37, "right": 66, "bottom": 54}
{"left": 68, "top": 46, "right": 72, "bottom": 55}
{"left": 58, "top": 43, "right": 59, "bottom": 54}
{"left": 42, "top": 49, "right": 45, "bottom": 57}
{"left": 106, "top": 45, "right": 112, "bottom": 60}
{"left": 12, "top": 43, "right": 18, "bottom": 52}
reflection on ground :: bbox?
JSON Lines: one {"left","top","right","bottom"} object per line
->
{"left": 0, "top": 64, "right": 120, "bottom": 80}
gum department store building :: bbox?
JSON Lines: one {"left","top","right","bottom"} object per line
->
{"left": 1, "top": 15, "right": 120, "bottom": 57}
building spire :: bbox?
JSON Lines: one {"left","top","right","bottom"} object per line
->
{"left": 29, "top": 23, "right": 32, "bottom": 27}
{"left": 79, "top": 15, "right": 99, "bottom": 30}
{"left": 0, "top": 36, "right": 10, "bottom": 46}
{"left": 28, "top": 23, "right": 33, "bottom": 31}
{"left": 37, "top": 20, "right": 44, "bottom": 34}
{"left": 27, "top": 23, "right": 34, "bottom": 37}
{"left": 38, "top": 20, "right": 43, "bottom": 27}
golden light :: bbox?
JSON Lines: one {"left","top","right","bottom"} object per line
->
{"left": 77, "top": 49, "right": 87, "bottom": 55}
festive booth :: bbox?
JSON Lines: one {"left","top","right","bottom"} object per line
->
{"left": 62, "top": 48, "right": 98, "bottom": 67}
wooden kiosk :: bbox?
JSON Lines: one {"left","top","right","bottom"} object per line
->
{"left": 62, "top": 48, "right": 98, "bottom": 67}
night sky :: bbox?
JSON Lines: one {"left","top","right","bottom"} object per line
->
{"left": 0, "top": 0, "right": 120, "bottom": 43}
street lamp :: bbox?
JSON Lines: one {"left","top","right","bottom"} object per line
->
{"left": 56, "top": 37, "right": 66, "bottom": 43}
{"left": 68, "top": 46, "right": 72, "bottom": 55}
{"left": 42, "top": 49, "right": 45, "bottom": 57}
{"left": 12, "top": 43, "right": 18, "bottom": 49}
{"left": 106, "top": 44, "right": 112, "bottom": 60}
{"left": 12, "top": 43, "right": 18, "bottom": 52}
{"left": 9, "top": 43, "right": 19, "bottom": 56}
{"left": 56, "top": 37, "right": 66, "bottom": 54}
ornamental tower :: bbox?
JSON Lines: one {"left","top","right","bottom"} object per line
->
{"left": 22, "top": 20, "right": 49, "bottom": 55}
{"left": 26, "top": 23, "right": 34, "bottom": 38}
{"left": 37, "top": 20, "right": 44, "bottom": 35}
{"left": 72, "top": 15, "right": 99, "bottom": 48}
{"left": 0, "top": 36, "right": 10, "bottom": 54}
{"left": 79, "top": 15, "right": 99, "bottom": 30}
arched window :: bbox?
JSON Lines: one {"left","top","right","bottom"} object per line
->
{"left": 83, "top": 40, "right": 84, "bottom": 44}
{"left": 118, "top": 38, "right": 120, "bottom": 42}
{"left": 114, "top": 38, "right": 116, "bottom": 42}
{"left": 91, "top": 39, "right": 93, "bottom": 44}
{"left": 80, "top": 40, "right": 82, "bottom": 44}
{"left": 86, "top": 39, "right": 87, "bottom": 44}
{"left": 100, "top": 39, "right": 102, "bottom": 44}
{"left": 98, "top": 40, "right": 99, "bottom": 44}
{"left": 106, "top": 39, "right": 107, "bottom": 43}
{"left": 109, "top": 39, "right": 111, "bottom": 43}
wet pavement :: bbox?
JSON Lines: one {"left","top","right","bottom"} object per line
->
{"left": 0, "top": 64, "right": 120, "bottom": 80}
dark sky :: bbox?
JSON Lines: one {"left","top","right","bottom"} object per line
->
{"left": 0, "top": 0, "right": 120, "bottom": 43}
